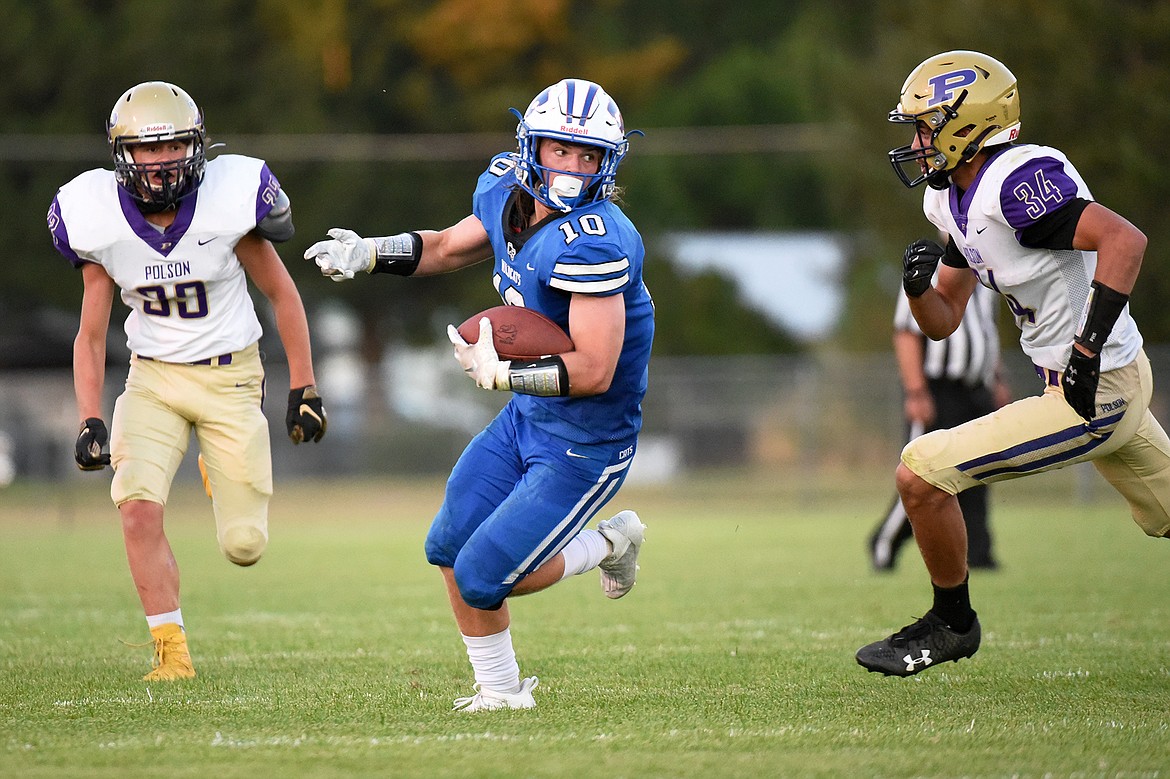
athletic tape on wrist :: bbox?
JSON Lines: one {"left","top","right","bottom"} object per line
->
{"left": 370, "top": 232, "right": 422, "bottom": 276}
{"left": 507, "top": 356, "right": 569, "bottom": 397}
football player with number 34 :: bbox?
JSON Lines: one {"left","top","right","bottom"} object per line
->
{"left": 856, "top": 51, "right": 1170, "bottom": 677}
{"left": 48, "top": 82, "right": 327, "bottom": 681}
{"left": 304, "top": 79, "right": 654, "bottom": 712}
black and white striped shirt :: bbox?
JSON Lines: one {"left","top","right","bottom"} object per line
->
{"left": 893, "top": 273, "right": 1001, "bottom": 388}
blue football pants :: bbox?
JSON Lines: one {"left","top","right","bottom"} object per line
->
{"left": 425, "top": 401, "right": 636, "bottom": 609}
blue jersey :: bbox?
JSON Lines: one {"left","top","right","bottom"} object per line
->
{"left": 471, "top": 153, "right": 654, "bottom": 443}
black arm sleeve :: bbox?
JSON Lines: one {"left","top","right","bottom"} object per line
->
{"left": 1018, "top": 197, "right": 1092, "bottom": 250}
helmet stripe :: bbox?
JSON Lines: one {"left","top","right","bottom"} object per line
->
{"left": 579, "top": 82, "right": 599, "bottom": 125}
{"left": 564, "top": 79, "right": 577, "bottom": 121}
{"left": 563, "top": 80, "right": 601, "bottom": 126}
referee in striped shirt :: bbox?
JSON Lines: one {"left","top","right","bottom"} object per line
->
{"left": 869, "top": 267, "right": 1012, "bottom": 571}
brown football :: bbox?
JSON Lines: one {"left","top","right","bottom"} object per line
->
{"left": 457, "top": 305, "right": 574, "bottom": 361}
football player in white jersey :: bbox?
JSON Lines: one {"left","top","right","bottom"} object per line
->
{"left": 856, "top": 51, "right": 1170, "bottom": 677}
{"left": 47, "top": 81, "right": 327, "bottom": 681}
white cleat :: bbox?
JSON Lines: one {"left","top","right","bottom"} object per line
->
{"left": 598, "top": 510, "right": 645, "bottom": 599}
{"left": 451, "top": 676, "right": 539, "bottom": 712}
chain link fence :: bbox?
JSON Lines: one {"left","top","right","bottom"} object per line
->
{"left": 6, "top": 345, "right": 1169, "bottom": 492}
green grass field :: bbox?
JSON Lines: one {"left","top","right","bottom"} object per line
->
{"left": 2, "top": 470, "right": 1169, "bottom": 778}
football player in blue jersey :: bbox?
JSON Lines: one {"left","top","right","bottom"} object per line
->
{"left": 305, "top": 78, "right": 654, "bottom": 711}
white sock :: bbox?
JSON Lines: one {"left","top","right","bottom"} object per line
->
{"left": 559, "top": 529, "right": 610, "bottom": 580}
{"left": 146, "top": 609, "right": 184, "bottom": 631}
{"left": 462, "top": 629, "right": 521, "bottom": 693}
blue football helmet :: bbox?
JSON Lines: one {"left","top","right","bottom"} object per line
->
{"left": 512, "top": 79, "right": 631, "bottom": 211}
{"left": 107, "top": 81, "right": 206, "bottom": 212}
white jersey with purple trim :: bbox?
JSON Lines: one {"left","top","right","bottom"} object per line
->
{"left": 923, "top": 143, "right": 1142, "bottom": 373}
{"left": 48, "top": 155, "right": 283, "bottom": 363}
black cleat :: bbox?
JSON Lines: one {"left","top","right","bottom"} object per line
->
{"left": 856, "top": 612, "right": 981, "bottom": 677}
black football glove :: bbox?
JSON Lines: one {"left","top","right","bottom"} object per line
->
{"left": 75, "top": 417, "right": 111, "bottom": 471}
{"left": 286, "top": 385, "right": 327, "bottom": 444}
{"left": 902, "top": 238, "right": 945, "bottom": 298}
{"left": 1061, "top": 348, "right": 1101, "bottom": 421}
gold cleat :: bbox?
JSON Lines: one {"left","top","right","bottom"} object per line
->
{"left": 143, "top": 623, "right": 196, "bottom": 681}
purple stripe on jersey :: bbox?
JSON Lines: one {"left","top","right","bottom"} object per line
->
{"left": 1000, "top": 156, "right": 1079, "bottom": 230}
{"left": 47, "top": 195, "right": 85, "bottom": 267}
{"left": 117, "top": 185, "right": 196, "bottom": 257}
{"left": 947, "top": 183, "right": 968, "bottom": 235}
{"left": 255, "top": 163, "right": 281, "bottom": 224}
{"left": 949, "top": 146, "right": 1011, "bottom": 236}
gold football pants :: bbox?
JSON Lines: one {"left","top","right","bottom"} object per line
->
{"left": 110, "top": 341, "right": 272, "bottom": 564}
{"left": 903, "top": 349, "right": 1170, "bottom": 537}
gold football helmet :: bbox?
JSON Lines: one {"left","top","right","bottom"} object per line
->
{"left": 888, "top": 51, "right": 1021, "bottom": 189}
{"left": 106, "top": 81, "right": 206, "bottom": 211}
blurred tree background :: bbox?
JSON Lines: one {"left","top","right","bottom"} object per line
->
{"left": 3, "top": 0, "right": 1169, "bottom": 367}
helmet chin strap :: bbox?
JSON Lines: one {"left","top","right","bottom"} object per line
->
{"left": 925, "top": 168, "right": 952, "bottom": 190}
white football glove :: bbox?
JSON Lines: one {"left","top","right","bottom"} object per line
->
{"left": 302, "top": 227, "right": 375, "bottom": 282}
{"left": 447, "top": 317, "right": 512, "bottom": 391}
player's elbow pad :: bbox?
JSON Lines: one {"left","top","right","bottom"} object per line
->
{"left": 252, "top": 190, "right": 295, "bottom": 243}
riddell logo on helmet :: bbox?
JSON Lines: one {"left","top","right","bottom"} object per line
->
{"left": 140, "top": 123, "right": 175, "bottom": 135}
{"left": 560, "top": 125, "right": 591, "bottom": 136}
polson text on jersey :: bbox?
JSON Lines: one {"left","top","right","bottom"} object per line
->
{"left": 144, "top": 261, "right": 192, "bottom": 281}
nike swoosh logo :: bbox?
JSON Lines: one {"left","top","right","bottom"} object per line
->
{"left": 526, "top": 263, "right": 536, "bottom": 271}
{"left": 198, "top": 237, "right": 217, "bottom": 245}
{"left": 975, "top": 227, "right": 987, "bottom": 234}
{"left": 565, "top": 448, "right": 588, "bottom": 459}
